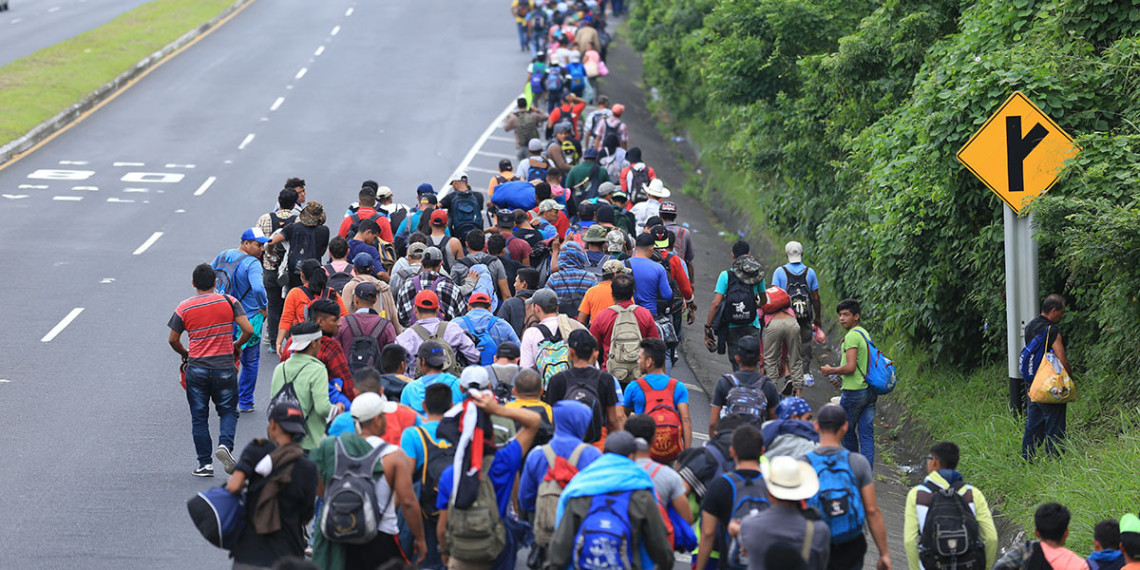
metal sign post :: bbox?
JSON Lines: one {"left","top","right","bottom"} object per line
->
{"left": 1003, "top": 208, "right": 1039, "bottom": 383}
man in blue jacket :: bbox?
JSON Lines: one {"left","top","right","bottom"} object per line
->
{"left": 211, "top": 227, "right": 269, "bottom": 413}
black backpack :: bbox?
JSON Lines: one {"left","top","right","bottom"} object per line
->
{"left": 783, "top": 265, "right": 814, "bottom": 327}
{"left": 918, "top": 481, "right": 987, "bottom": 569}
{"left": 558, "top": 273, "right": 593, "bottom": 316}
{"left": 414, "top": 426, "right": 456, "bottom": 521}
{"left": 564, "top": 371, "right": 604, "bottom": 443}
{"left": 628, "top": 165, "right": 651, "bottom": 203}
{"left": 268, "top": 362, "right": 315, "bottom": 417}
{"left": 724, "top": 271, "right": 759, "bottom": 326}
{"left": 449, "top": 191, "right": 482, "bottom": 236}
{"left": 654, "top": 251, "right": 685, "bottom": 315}
{"left": 323, "top": 263, "right": 355, "bottom": 295}
{"left": 287, "top": 224, "right": 321, "bottom": 275}
{"left": 345, "top": 211, "right": 382, "bottom": 240}
{"left": 344, "top": 315, "right": 386, "bottom": 373}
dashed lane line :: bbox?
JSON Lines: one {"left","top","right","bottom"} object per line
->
{"left": 52, "top": 195, "right": 82, "bottom": 201}
{"left": 41, "top": 308, "right": 84, "bottom": 342}
{"left": 331, "top": 25, "right": 340, "bottom": 36}
{"left": 314, "top": 46, "right": 324, "bottom": 57}
{"left": 345, "top": 7, "right": 353, "bottom": 16}
{"left": 113, "top": 162, "right": 145, "bottom": 167}
{"left": 271, "top": 97, "right": 285, "bottom": 111}
{"left": 194, "top": 176, "right": 217, "bottom": 196}
{"left": 294, "top": 67, "right": 307, "bottom": 80}
{"left": 132, "top": 231, "right": 163, "bottom": 255}
{"left": 238, "top": 133, "right": 255, "bottom": 150}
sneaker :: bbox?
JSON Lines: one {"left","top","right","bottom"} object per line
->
{"left": 803, "top": 373, "right": 815, "bottom": 387}
{"left": 192, "top": 464, "right": 214, "bottom": 477}
{"left": 216, "top": 445, "right": 236, "bottom": 475}
{"left": 239, "top": 405, "right": 256, "bottom": 413}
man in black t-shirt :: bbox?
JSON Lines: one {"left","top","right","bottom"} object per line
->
{"left": 696, "top": 424, "right": 767, "bottom": 570}
{"left": 709, "top": 335, "right": 780, "bottom": 436}
{"left": 544, "top": 329, "right": 623, "bottom": 444}
{"left": 1021, "top": 294, "right": 1071, "bottom": 460}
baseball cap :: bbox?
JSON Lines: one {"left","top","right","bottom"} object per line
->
{"left": 583, "top": 147, "right": 599, "bottom": 160}
{"left": 554, "top": 123, "right": 572, "bottom": 134}
{"left": 1120, "top": 513, "right": 1140, "bottom": 535}
{"left": 289, "top": 329, "right": 322, "bottom": 352}
{"left": 351, "top": 392, "right": 397, "bottom": 422}
{"left": 776, "top": 397, "right": 812, "bottom": 420}
{"left": 528, "top": 138, "right": 544, "bottom": 152}
{"left": 634, "top": 232, "right": 656, "bottom": 248}
{"left": 352, "top": 252, "right": 375, "bottom": 269}
{"left": 241, "top": 227, "right": 270, "bottom": 243}
{"left": 538, "top": 199, "right": 564, "bottom": 213}
{"left": 602, "top": 259, "right": 630, "bottom": 276}
{"left": 496, "top": 341, "right": 521, "bottom": 360}
{"left": 416, "top": 183, "right": 435, "bottom": 195}
{"left": 414, "top": 289, "right": 440, "bottom": 310}
{"left": 597, "top": 181, "right": 616, "bottom": 197}
{"left": 645, "top": 216, "right": 663, "bottom": 229}
{"left": 603, "top": 431, "right": 637, "bottom": 457}
{"left": 650, "top": 224, "right": 671, "bottom": 249}
{"left": 497, "top": 209, "right": 515, "bottom": 228}
{"left": 761, "top": 455, "right": 820, "bottom": 501}
{"left": 736, "top": 335, "right": 761, "bottom": 360}
{"left": 408, "top": 242, "right": 428, "bottom": 259}
{"left": 430, "top": 209, "right": 448, "bottom": 226}
{"left": 659, "top": 201, "right": 677, "bottom": 214}
{"left": 269, "top": 403, "right": 307, "bottom": 436}
{"left": 354, "top": 282, "right": 378, "bottom": 300}
{"left": 606, "top": 229, "right": 625, "bottom": 253}
{"left": 449, "top": 172, "right": 469, "bottom": 184}
{"left": 583, "top": 225, "right": 609, "bottom": 243}
{"left": 422, "top": 246, "right": 443, "bottom": 263}
{"left": 417, "top": 340, "right": 448, "bottom": 368}
{"left": 612, "top": 104, "right": 625, "bottom": 117}
{"left": 612, "top": 190, "right": 628, "bottom": 201}
{"left": 469, "top": 292, "right": 493, "bottom": 307}
{"left": 461, "top": 366, "right": 491, "bottom": 390}
{"left": 567, "top": 329, "right": 597, "bottom": 356}
{"left": 498, "top": 158, "right": 513, "bottom": 171}
{"left": 786, "top": 240, "right": 804, "bottom": 263}
{"left": 816, "top": 404, "right": 848, "bottom": 431}
{"left": 419, "top": 194, "right": 436, "bottom": 207}
{"left": 526, "top": 288, "right": 560, "bottom": 312}
{"left": 595, "top": 204, "right": 615, "bottom": 224}
{"left": 376, "top": 186, "right": 393, "bottom": 198}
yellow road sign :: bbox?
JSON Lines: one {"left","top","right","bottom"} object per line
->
{"left": 957, "top": 91, "right": 1079, "bottom": 213}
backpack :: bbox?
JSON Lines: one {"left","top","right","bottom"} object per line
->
{"left": 213, "top": 253, "right": 253, "bottom": 302}
{"left": 529, "top": 64, "right": 548, "bottom": 94}
{"left": 345, "top": 211, "right": 382, "bottom": 240}
{"left": 533, "top": 443, "right": 589, "bottom": 547}
{"left": 534, "top": 322, "right": 571, "bottom": 384}
{"left": 319, "top": 438, "right": 389, "bottom": 544}
{"left": 446, "top": 459, "right": 507, "bottom": 563}
{"left": 565, "top": 370, "right": 605, "bottom": 443}
{"left": 344, "top": 314, "right": 386, "bottom": 372}
{"left": 301, "top": 287, "right": 337, "bottom": 322}
{"left": 723, "top": 472, "right": 771, "bottom": 569}
{"left": 414, "top": 426, "right": 455, "bottom": 522}
{"left": 1018, "top": 325, "right": 1051, "bottom": 380}
{"left": 572, "top": 490, "right": 636, "bottom": 570}
{"left": 560, "top": 138, "right": 581, "bottom": 166}
{"left": 804, "top": 449, "right": 866, "bottom": 544}
{"left": 460, "top": 315, "right": 500, "bottom": 365}
{"left": 187, "top": 485, "right": 246, "bottom": 550}
{"left": 323, "top": 263, "right": 355, "bottom": 295}
{"left": 854, "top": 329, "right": 898, "bottom": 395}
{"left": 760, "top": 286, "right": 790, "bottom": 314}
{"left": 628, "top": 165, "right": 651, "bottom": 203}
{"left": 286, "top": 223, "right": 321, "bottom": 276}
{"left": 449, "top": 191, "right": 482, "bottom": 236}
{"left": 412, "top": 322, "right": 463, "bottom": 376}
{"left": 516, "top": 111, "right": 541, "bottom": 145}
{"left": 268, "top": 362, "right": 314, "bottom": 418}
{"left": 566, "top": 62, "right": 587, "bottom": 90}
{"left": 553, "top": 104, "right": 575, "bottom": 132}
{"left": 557, "top": 273, "right": 593, "bottom": 316}
{"left": 917, "top": 481, "right": 987, "bottom": 569}
{"left": 375, "top": 238, "right": 397, "bottom": 273}
{"left": 637, "top": 377, "right": 683, "bottom": 463}
{"left": 601, "top": 118, "right": 621, "bottom": 146}
{"left": 526, "top": 157, "right": 550, "bottom": 183}
{"left": 783, "top": 265, "right": 814, "bottom": 327}
{"left": 409, "top": 274, "right": 447, "bottom": 325}
{"left": 722, "top": 373, "right": 769, "bottom": 418}
{"left": 723, "top": 271, "right": 757, "bottom": 326}
{"left": 543, "top": 66, "right": 563, "bottom": 92}
{"left": 605, "top": 304, "right": 642, "bottom": 385}
{"left": 265, "top": 212, "right": 294, "bottom": 270}
{"left": 656, "top": 251, "right": 685, "bottom": 316}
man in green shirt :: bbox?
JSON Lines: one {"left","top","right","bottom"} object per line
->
{"left": 270, "top": 321, "right": 344, "bottom": 451}
{"left": 565, "top": 147, "right": 611, "bottom": 208}
{"left": 820, "top": 298, "right": 876, "bottom": 467}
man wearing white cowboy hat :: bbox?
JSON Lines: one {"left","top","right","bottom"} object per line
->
{"left": 729, "top": 455, "right": 833, "bottom": 569}
{"left": 632, "top": 178, "right": 670, "bottom": 233}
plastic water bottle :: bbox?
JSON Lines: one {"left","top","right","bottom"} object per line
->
{"left": 803, "top": 373, "right": 815, "bottom": 387}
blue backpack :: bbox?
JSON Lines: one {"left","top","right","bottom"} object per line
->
{"left": 187, "top": 485, "right": 246, "bottom": 550}
{"left": 1018, "top": 326, "right": 1051, "bottom": 380}
{"left": 449, "top": 191, "right": 482, "bottom": 236}
{"left": 529, "top": 63, "right": 547, "bottom": 94}
{"left": 573, "top": 490, "right": 636, "bottom": 570}
{"left": 805, "top": 449, "right": 865, "bottom": 544}
{"left": 212, "top": 253, "right": 253, "bottom": 301}
{"left": 854, "top": 329, "right": 897, "bottom": 395}
{"left": 491, "top": 180, "right": 539, "bottom": 210}
{"left": 566, "top": 62, "right": 587, "bottom": 90}
{"left": 723, "top": 472, "right": 770, "bottom": 568}
{"left": 461, "top": 315, "right": 500, "bottom": 365}
{"left": 543, "top": 66, "right": 563, "bottom": 92}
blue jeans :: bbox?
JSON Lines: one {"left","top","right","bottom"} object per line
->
{"left": 184, "top": 365, "right": 238, "bottom": 467}
{"left": 238, "top": 343, "right": 259, "bottom": 410}
{"left": 516, "top": 21, "right": 529, "bottom": 51}
{"left": 840, "top": 388, "right": 876, "bottom": 468}
{"left": 1022, "top": 401, "right": 1066, "bottom": 460}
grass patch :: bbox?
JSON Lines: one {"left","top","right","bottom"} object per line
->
{"left": 0, "top": 0, "right": 237, "bottom": 143}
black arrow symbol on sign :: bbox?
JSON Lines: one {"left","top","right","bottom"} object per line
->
{"left": 1006, "top": 116, "right": 1049, "bottom": 192}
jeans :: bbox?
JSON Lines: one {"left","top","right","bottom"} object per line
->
{"left": 238, "top": 343, "right": 259, "bottom": 410}
{"left": 263, "top": 271, "right": 284, "bottom": 346}
{"left": 763, "top": 317, "right": 803, "bottom": 389}
{"left": 840, "top": 388, "right": 876, "bottom": 468}
{"left": 1022, "top": 401, "right": 1067, "bottom": 460}
{"left": 725, "top": 326, "right": 759, "bottom": 371}
{"left": 516, "top": 22, "right": 529, "bottom": 51}
{"left": 185, "top": 366, "right": 238, "bottom": 467}
{"left": 611, "top": 0, "right": 625, "bottom": 15}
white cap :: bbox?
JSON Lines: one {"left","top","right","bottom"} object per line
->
{"left": 761, "top": 456, "right": 820, "bottom": 501}
{"left": 785, "top": 241, "right": 803, "bottom": 263}
{"left": 289, "top": 330, "right": 322, "bottom": 352}
{"left": 351, "top": 392, "right": 397, "bottom": 422}
{"left": 460, "top": 366, "right": 491, "bottom": 390}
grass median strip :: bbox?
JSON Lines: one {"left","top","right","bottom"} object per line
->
{"left": 0, "top": 0, "right": 237, "bottom": 144}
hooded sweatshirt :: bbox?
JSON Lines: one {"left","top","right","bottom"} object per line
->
{"left": 761, "top": 419, "right": 820, "bottom": 459}
{"left": 546, "top": 242, "right": 598, "bottom": 304}
{"left": 519, "top": 400, "right": 603, "bottom": 512}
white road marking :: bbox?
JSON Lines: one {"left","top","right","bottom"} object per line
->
{"left": 100, "top": 278, "right": 115, "bottom": 284}
{"left": 331, "top": 25, "right": 340, "bottom": 36}
{"left": 11, "top": 18, "right": 22, "bottom": 24}
{"left": 475, "top": 150, "right": 515, "bottom": 159}
{"left": 113, "top": 161, "right": 145, "bottom": 167}
{"left": 107, "top": 197, "right": 135, "bottom": 203}
{"left": 18, "top": 184, "right": 48, "bottom": 189}
{"left": 123, "top": 188, "right": 149, "bottom": 193}
{"left": 58, "top": 160, "right": 89, "bottom": 165}
{"left": 295, "top": 67, "right": 307, "bottom": 80}
{"left": 486, "top": 135, "right": 516, "bottom": 143}
{"left": 0, "top": 379, "right": 9, "bottom": 384}
{"left": 2, "top": 194, "right": 29, "bottom": 199}
{"left": 174, "top": 209, "right": 186, "bottom": 213}
{"left": 164, "top": 163, "right": 196, "bottom": 169}
{"left": 270, "top": 96, "right": 285, "bottom": 111}
{"left": 47, "top": 6, "right": 61, "bottom": 12}
{"left": 238, "top": 133, "right": 255, "bottom": 150}
{"left": 52, "top": 195, "right": 82, "bottom": 201}
{"left": 28, "top": 169, "right": 93, "bottom": 180}
{"left": 693, "top": 431, "right": 709, "bottom": 440}
{"left": 194, "top": 176, "right": 217, "bottom": 196}
{"left": 465, "top": 166, "right": 500, "bottom": 175}
{"left": 132, "top": 231, "right": 163, "bottom": 255}
{"left": 121, "top": 172, "right": 183, "bottom": 183}
{"left": 72, "top": 186, "right": 98, "bottom": 191}
{"left": 439, "top": 100, "right": 517, "bottom": 196}
{"left": 314, "top": 46, "right": 325, "bottom": 57}
{"left": 345, "top": 7, "right": 353, "bottom": 16}
{"left": 41, "top": 308, "right": 84, "bottom": 342}
{"left": 684, "top": 383, "right": 702, "bottom": 391}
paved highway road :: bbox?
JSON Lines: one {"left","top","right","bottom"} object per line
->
{"left": 0, "top": 0, "right": 713, "bottom": 567}
{"left": 0, "top": 0, "right": 155, "bottom": 67}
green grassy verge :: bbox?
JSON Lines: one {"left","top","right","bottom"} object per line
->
{"left": 0, "top": 0, "right": 237, "bottom": 143}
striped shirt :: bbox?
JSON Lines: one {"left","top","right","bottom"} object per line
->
{"left": 169, "top": 293, "right": 241, "bottom": 369}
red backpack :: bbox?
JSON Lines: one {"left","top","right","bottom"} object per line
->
{"left": 636, "top": 377, "right": 684, "bottom": 463}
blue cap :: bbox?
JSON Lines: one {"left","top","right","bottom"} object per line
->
{"left": 776, "top": 397, "right": 812, "bottom": 420}
{"left": 352, "top": 252, "right": 374, "bottom": 269}
{"left": 583, "top": 147, "right": 599, "bottom": 159}
{"left": 241, "top": 227, "right": 270, "bottom": 243}
{"left": 416, "top": 183, "right": 434, "bottom": 195}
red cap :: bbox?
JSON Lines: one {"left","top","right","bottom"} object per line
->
{"left": 414, "top": 290, "right": 440, "bottom": 310}
{"left": 430, "top": 209, "right": 448, "bottom": 226}
{"left": 468, "top": 292, "right": 493, "bottom": 306}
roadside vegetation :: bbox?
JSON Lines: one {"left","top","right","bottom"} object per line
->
{"left": 630, "top": 0, "right": 1140, "bottom": 546}
{"left": 0, "top": 0, "right": 236, "bottom": 143}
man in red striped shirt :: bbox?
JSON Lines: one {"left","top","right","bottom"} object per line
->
{"left": 168, "top": 264, "right": 253, "bottom": 477}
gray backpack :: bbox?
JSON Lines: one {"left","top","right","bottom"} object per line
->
{"left": 533, "top": 443, "right": 589, "bottom": 547}
{"left": 446, "top": 458, "right": 506, "bottom": 563}
{"left": 319, "top": 438, "right": 389, "bottom": 544}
